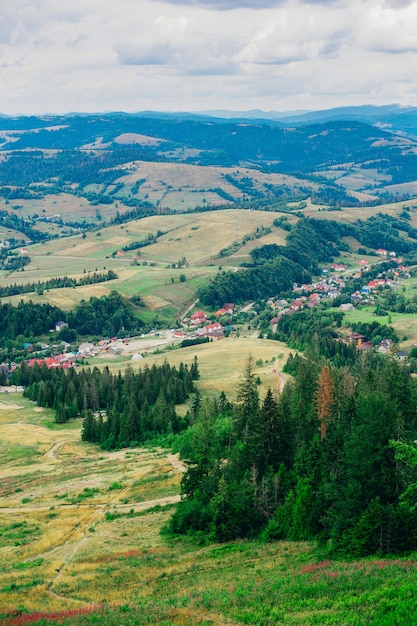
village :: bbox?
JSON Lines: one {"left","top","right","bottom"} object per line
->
{"left": 0, "top": 301, "right": 238, "bottom": 377}
{"left": 266, "top": 252, "right": 414, "bottom": 356}
{"left": 0, "top": 248, "right": 415, "bottom": 378}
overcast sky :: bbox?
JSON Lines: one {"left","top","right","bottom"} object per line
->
{"left": 1, "top": 0, "right": 417, "bottom": 115}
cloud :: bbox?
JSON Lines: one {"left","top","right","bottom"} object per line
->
{"left": 383, "top": 0, "right": 414, "bottom": 7}
{"left": 157, "top": 0, "right": 339, "bottom": 9}
{"left": 358, "top": 2, "right": 417, "bottom": 55}
{"left": 117, "top": 43, "right": 176, "bottom": 66}
{"left": 1, "top": 0, "right": 417, "bottom": 115}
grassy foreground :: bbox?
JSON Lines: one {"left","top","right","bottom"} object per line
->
{"left": 1, "top": 395, "right": 417, "bottom": 625}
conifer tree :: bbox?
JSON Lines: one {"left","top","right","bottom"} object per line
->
{"left": 316, "top": 364, "right": 335, "bottom": 441}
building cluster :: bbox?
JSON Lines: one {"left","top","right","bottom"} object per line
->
{"left": 272, "top": 258, "right": 410, "bottom": 324}
{"left": 24, "top": 336, "right": 129, "bottom": 370}
{"left": 183, "top": 303, "right": 235, "bottom": 341}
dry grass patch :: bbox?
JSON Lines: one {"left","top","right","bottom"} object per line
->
{"left": 142, "top": 336, "right": 292, "bottom": 398}
{"left": 55, "top": 241, "right": 105, "bottom": 257}
{"left": 0, "top": 399, "right": 187, "bottom": 613}
{"left": 141, "top": 295, "right": 172, "bottom": 310}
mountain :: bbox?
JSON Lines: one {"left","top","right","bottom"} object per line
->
{"left": 199, "top": 104, "right": 417, "bottom": 138}
{"left": 1, "top": 111, "right": 417, "bottom": 212}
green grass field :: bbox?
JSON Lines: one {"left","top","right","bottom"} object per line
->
{"left": 0, "top": 209, "right": 290, "bottom": 323}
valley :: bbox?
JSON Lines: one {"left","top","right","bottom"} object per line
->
{"left": 3, "top": 110, "right": 417, "bottom": 624}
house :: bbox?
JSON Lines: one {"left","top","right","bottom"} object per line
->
{"left": 308, "top": 293, "right": 320, "bottom": 305}
{"left": 78, "top": 342, "right": 95, "bottom": 355}
{"left": 328, "top": 290, "right": 341, "bottom": 298}
{"left": 55, "top": 321, "right": 68, "bottom": 332}
{"left": 356, "top": 341, "right": 373, "bottom": 352}
{"left": 291, "top": 298, "right": 304, "bottom": 311}
{"left": 190, "top": 311, "right": 207, "bottom": 325}
{"left": 20, "top": 247, "right": 28, "bottom": 255}
{"left": 346, "top": 332, "right": 365, "bottom": 346}
{"left": 276, "top": 299, "right": 289, "bottom": 309}
{"left": 339, "top": 303, "right": 354, "bottom": 311}
{"left": 26, "top": 354, "right": 75, "bottom": 369}
{"left": 277, "top": 308, "right": 291, "bottom": 319}
{"left": 377, "top": 339, "right": 393, "bottom": 353}
{"left": 205, "top": 322, "right": 222, "bottom": 335}
{"left": 116, "top": 249, "right": 124, "bottom": 257}
{"left": 376, "top": 248, "right": 388, "bottom": 256}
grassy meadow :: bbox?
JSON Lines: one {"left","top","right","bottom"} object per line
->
{"left": 0, "top": 209, "right": 289, "bottom": 322}
{"left": 302, "top": 196, "right": 417, "bottom": 226}
{"left": 129, "top": 336, "right": 291, "bottom": 398}
{"left": 105, "top": 160, "right": 314, "bottom": 211}
{"left": 1, "top": 392, "right": 417, "bottom": 625}
{"left": 89, "top": 335, "right": 293, "bottom": 405}
{"left": 2, "top": 200, "right": 417, "bottom": 323}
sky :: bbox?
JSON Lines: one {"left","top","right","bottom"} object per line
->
{"left": 1, "top": 0, "right": 417, "bottom": 115}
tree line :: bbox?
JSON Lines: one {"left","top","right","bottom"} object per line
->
{"left": 0, "top": 270, "right": 117, "bottom": 298}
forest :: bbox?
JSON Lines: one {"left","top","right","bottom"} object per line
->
{"left": 199, "top": 214, "right": 417, "bottom": 307}
{"left": 0, "top": 292, "right": 143, "bottom": 358}
{"left": 12, "top": 358, "right": 199, "bottom": 446}
{"left": 167, "top": 352, "right": 417, "bottom": 557}
{"left": 3, "top": 113, "right": 417, "bottom": 215}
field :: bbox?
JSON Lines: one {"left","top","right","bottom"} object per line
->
{"left": 0, "top": 209, "right": 289, "bottom": 322}
{"left": 1, "top": 392, "right": 417, "bottom": 625}
{"left": 113, "top": 161, "right": 315, "bottom": 211}
{"left": 0, "top": 159, "right": 317, "bottom": 224}
{"left": 0, "top": 194, "right": 123, "bottom": 226}
{"left": 128, "top": 336, "right": 292, "bottom": 398}
{"left": 302, "top": 197, "right": 417, "bottom": 224}
{"left": 1, "top": 201, "right": 417, "bottom": 322}
{"left": 89, "top": 335, "right": 292, "bottom": 403}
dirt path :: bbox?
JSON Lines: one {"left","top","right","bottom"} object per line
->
{"left": 180, "top": 297, "right": 199, "bottom": 320}
{"left": 0, "top": 407, "right": 186, "bottom": 609}
{"left": 167, "top": 453, "right": 187, "bottom": 474}
{"left": 0, "top": 495, "right": 181, "bottom": 516}
{"left": 7, "top": 448, "right": 185, "bottom": 606}
{"left": 45, "top": 440, "right": 69, "bottom": 461}
{"left": 42, "top": 491, "right": 182, "bottom": 605}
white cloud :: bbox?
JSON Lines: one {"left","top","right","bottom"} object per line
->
{"left": 0, "top": 0, "right": 416, "bottom": 114}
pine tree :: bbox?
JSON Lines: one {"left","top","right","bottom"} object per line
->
{"left": 190, "top": 355, "right": 200, "bottom": 380}
{"left": 316, "top": 364, "right": 335, "bottom": 441}
{"left": 235, "top": 354, "right": 259, "bottom": 440}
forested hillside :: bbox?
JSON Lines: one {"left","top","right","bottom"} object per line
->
{"left": 169, "top": 353, "right": 417, "bottom": 557}
{"left": 199, "top": 213, "right": 417, "bottom": 306}
{"left": 1, "top": 112, "right": 417, "bottom": 217}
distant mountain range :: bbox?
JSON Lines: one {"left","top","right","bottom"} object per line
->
{"left": 198, "top": 104, "right": 417, "bottom": 138}
{"left": 1, "top": 106, "right": 417, "bottom": 211}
